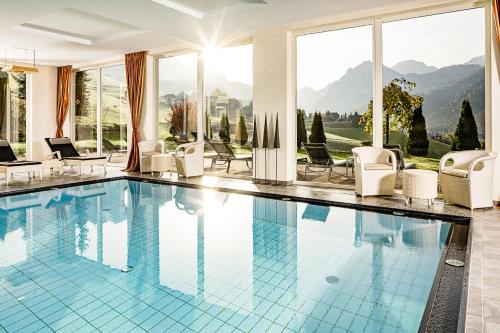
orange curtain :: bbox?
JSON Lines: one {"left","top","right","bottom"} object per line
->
{"left": 56, "top": 65, "right": 72, "bottom": 138}
{"left": 124, "top": 51, "right": 146, "bottom": 172}
{"left": 494, "top": 0, "right": 500, "bottom": 48}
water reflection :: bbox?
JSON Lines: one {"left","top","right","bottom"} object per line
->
{"left": 0, "top": 180, "right": 451, "bottom": 332}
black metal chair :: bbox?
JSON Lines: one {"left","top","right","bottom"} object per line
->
{"left": 102, "top": 138, "right": 127, "bottom": 162}
{"left": 383, "top": 144, "right": 415, "bottom": 171}
{"left": 208, "top": 141, "right": 252, "bottom": 173}
{"left": 303, "top": 143, "right": 337, "bottom": 180}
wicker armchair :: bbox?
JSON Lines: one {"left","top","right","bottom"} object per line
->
{"left": 352, "top": 147, "right": 397, "bottom": 197}
{"left": 439, "top": 150, "right": 497, "bottom": 209}
{"left": 175, "top": 142, "right": 204, "bottom": 178}
{"left": 138, "top": 140, "right": 164, "bottom": 173}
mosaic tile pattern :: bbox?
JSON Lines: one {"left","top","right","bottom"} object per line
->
{"left": 0, "top": 180, "right": 450, "bottom": 332}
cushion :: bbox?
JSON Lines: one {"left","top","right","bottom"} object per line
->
{"left": 0, "top": 141, "right": 17, "bottom": 162}
{"left": 364, "top": 163, "right": 393, "bottom": 170}
{"left": 142, "top": 151, "right": 159, "bottom": 156}
{"left": 441, "top": 167, "right": 468, "bottom": 178}
{"left": 64, "top": 156, "right": 107, "bottom": 161}
{"left": 49, "top": 138, "right": 72, "bottom": 145}
{"left": 0, "top": 161, "right": 41, "bottom": 166}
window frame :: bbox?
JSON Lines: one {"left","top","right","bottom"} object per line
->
{"left": 71, "top": 62, "right": 131, "bottom": 159}
{"left": 292, "top": 1, "right": 490, "bottom": 185}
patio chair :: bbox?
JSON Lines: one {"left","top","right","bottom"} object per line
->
{"left": 0, "top": 140, "right": 43, "bottom": 185}
{"left": 383, "top": 144, "right": 415, "bottom": 171}
{"left": 103, "top": 138, "right": 127, "bottom": 162}
{"left": 45, "top": 137, "right": 107, "bottom": 176}
{"left": 138, "top": 140, "right": 164, "bottom": 173}
{"left": 352, "top": 147, "right": 397, "bottom": 197}
{"left": 175, "top": 141, "right": 204, "bottom": 178}
{"left": 439, "top": 150, "right": 497, "bottom": 209}
{"left": 303, "top": 143, "right": 337, "bottom": 180}
{"left": 208, "top": 141, "right": 252, "bottom": 173}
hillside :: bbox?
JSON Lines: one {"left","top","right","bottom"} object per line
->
{"left": 298, "top": 57, "right": 485, "bottom": 136}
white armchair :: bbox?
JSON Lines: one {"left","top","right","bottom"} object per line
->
{"left": 352, "top": 147, "right": 397, "bottom": 197}
{"left": 138, "top": 140, "right": 164, "bottom": 173}
{"left": 439, "top": 150, "right": 497, "bottom": 209}
{"left": 175, "top": 142, "right": 204, "bottom": 178}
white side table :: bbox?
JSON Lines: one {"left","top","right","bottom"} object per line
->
{"left": 402, "top": 169, "right": 438, "bottom": 206}
{"left": 151, "top": 153, "right": 175, "bottom": 177}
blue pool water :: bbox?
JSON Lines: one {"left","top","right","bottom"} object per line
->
{"left": 0, "top": 180, "right": 451, "bottom": 333}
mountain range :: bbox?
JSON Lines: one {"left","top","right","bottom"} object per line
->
{"left": 298, "top": 55, "right": 485, "bottom": 135}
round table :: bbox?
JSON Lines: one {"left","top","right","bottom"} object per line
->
{"left": 402, "top": 169, "right": 438, "bottom": 206}
{"left": 151, "top": 153, "right": 175, "bottom": 177}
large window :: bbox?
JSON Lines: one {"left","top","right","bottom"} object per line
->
{"left": 75, "top": 65, "right": 128, "bottom": 162}
{"left": 101, "top": 65, "right": 128, "bottom": 163}
{"left": 204, "top": 44, "right": 253, "bottom": 149}
{"left": 158, "top": 53, "right": 197, "bottom": 150}
{"left": 75, "top": 69, "right": 98, "bottom": 154}
{"left": 381, "top": 8, "right": 485, "bottom": 170}
{"left": 296, "top": 25, "right": 373, "bottom": 184}
{"left": 0, "top": 71, "right": 26, "bottom": 157}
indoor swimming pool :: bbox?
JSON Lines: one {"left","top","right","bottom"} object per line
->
{"left": 0, "top": 180, "right": 453, "bottom": 332}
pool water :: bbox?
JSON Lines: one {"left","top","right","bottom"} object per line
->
{"left": 0, "top": 180, "right": 451, "bottom": 333}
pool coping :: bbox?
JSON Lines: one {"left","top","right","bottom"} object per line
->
{"left": 0, "top": 175, "right": 472, "bottom": 332}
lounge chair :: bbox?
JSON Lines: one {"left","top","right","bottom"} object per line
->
{"left": 103, "top": 138, "right": 127, "bottom": 162}
{"left": 208, "top": 141, "right": 252, "bottom": 173}
{"left": 0, "top": 140, "right": 43, "bottom": 185}
{"left": 383, "top": 144, "right": 415, "bottom": 171}
{"left": 303, "top": 143, "right": 337, "bottom": 180}
{"left": 45, "top": 137, "right": 107, "bottom": 176}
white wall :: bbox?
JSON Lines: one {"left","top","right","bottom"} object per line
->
{"left": 253, "top": 29, "right": 296, "bottom": 183}
{"left": 26, "top": 65, "right": 70, "bottom": 161}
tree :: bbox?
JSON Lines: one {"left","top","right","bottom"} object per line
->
{"left": 406, "top": 105, "right": 429, "bottom": 156}
{"left": 451, "top": 99, "right": 481, "bottom": 151}
{"left": 219, "top": 113, "right": 230, "bottom": 142}
{"left": 205, "top": 111, "right": 213, "bottom": 140}
{"left": 169, "top": 100, "right": 196, "bottom": 137}
{"left": 235, "top": 115, "right": 248, "bottom": 145}
{"left": 361, "top": 78, "right": 422, "bottom": 144}
{"left": 309, "top": 112, "right": 326, "bottom": 144}
{"left": 296, "top": 109, "right": 308, "bottom": 149}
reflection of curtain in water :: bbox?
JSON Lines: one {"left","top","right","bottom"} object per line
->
{"left": 0, "top": 73, "right": 7, "bottom": 137}
{"left": 127, "top": 182, "right": 148, "bottom": 287}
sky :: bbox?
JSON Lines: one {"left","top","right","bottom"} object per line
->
{"left": 158, "top": 44, "right": 253, "bottom": 87}
{"left": 297, "top": 7, "right": 485, "bottom": 90}
{"left": 157, "top": 7, "right": 484, "bottom": 92}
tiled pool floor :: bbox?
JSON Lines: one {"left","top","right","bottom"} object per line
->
{"left": 0, "top": 179, "right": 452, "bottom": 332}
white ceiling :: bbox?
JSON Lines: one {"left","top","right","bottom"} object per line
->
{"left": 0, "top": 0, "right": 459, "bottom": 67}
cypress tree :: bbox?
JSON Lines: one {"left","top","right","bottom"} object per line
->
{"left": 219, "top": 113, "right": 230, "bottom": 143}
{"left": 309, "top": 112, "right": 326, "bottom": 144}
{"left": 235, "top": 115, "right": 248, "bottom": 145}
{"left": 451, "top": 100, "right": 481, "bottom": 151}
{"left": 406, "top": 105, "right": 429, "bottom": 156}
{"left": 296, "top": 109, "right": 308, "bottom": 149}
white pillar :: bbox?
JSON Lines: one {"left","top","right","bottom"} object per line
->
{"left": 253, "top": 29, "right": 296, "bottom": 184}
{"left": 489, "top": 9, "right": 500, "bottom": 202}
{"left": 372, "top": 19, "right": 383, "bottom": 148}
{"left": 141, "top": 54, "right": 157, "bottom": 143}
{"left": 197, "top": 52, "right": 204, "bottom": 142}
